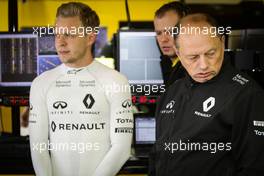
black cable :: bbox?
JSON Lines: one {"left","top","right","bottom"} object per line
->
{"left": 8, "top": 0, "right": 18, "bottom": 32}
{"left": 125, "top": 0, "right": 131, "bottom": 29}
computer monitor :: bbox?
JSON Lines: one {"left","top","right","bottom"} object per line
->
{"left": 21, "top": 27, "right": 56, "bottom": 55}
{"left": 0, "top": 32, "right": 38, "bottom": 87}
{"left": 135, "top": 117, "right": 156, "bottom": 145}
{"left": 37, "top": 55, "right": 61, "bottom": 75}
{"left": 117, "top": 30, "right": 163, "bottom": 84}
{"left": 38, "top": 34, "right": 57, "bottom": 55}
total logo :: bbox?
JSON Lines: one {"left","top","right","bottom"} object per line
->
{"left": 116, "top": 99, "right": 133, "bottom": 115}
{"left": 51, "top": 121, "right": 106, "bottom": 132}
{"left": 116, "top": 118, "right": 133, "bottom": 124}
{"left": 160, "top": 100, "right": 175, "bottom": 114}
{"left": 194, "top": 97, "right": 215, "bottom": 118}
{"left": 254, "top": 130, "right": 264, "bottom": 136}
{"left": 50, "top": 101, "right": 73, "bottom": 115}
{"left": 80, "top": 94, "right": 100, "bottom": 115}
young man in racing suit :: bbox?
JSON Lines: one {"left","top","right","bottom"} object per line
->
{"left": 29, "top": 2, "right": 133, "bottom": 176}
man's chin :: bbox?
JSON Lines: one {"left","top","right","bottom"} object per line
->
{"left": 58, "top": 56, "right": 72, "bottom": 63}
{"left": 162, "top": 52, "right": 177, "bottom": 58}
{"left": 58, "top": 57, "right": 67, "bottom": 63}
{"left": 193, "top": 76, "right": 213, "bottom": 83}
{"left": 195, "top": 79, "right": 209, "bottom": 83}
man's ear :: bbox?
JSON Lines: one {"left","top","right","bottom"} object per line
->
{"left": 221, "top": 35, "right": 225, "bottom": 48}
{"left": 87, "top": 33, "right": 97, "bottom": 46}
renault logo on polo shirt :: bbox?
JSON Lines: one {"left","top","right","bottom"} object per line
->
{"left": 50, "top": 121, "right": 105, "bottom": 132}
{"left": 53, "top": 101, "right": 67, "bottom": 109}
{"left": 80, "top": 94, "right": 100, "bottom": 115}
{"left": 83, "top": 94, "right": 95, "bottom": 109}
{"left": 203, "top": 97, "right": 215, "bottom": 112}
{"left": 166, "top": 100, "right": 175, "bottom": 109}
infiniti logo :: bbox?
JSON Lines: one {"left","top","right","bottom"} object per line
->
{"left": 29, "top": 103, "right": 33, "bottom": 110}
{"left": 166, "top": 100, "right": 175, "bottom": 109}
{"left": 53, "top": 101, "right": 67, "bottom": 109}
{"left": 122, "top": 99, "right": 132, "bottom": 108}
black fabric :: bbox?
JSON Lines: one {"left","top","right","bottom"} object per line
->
{"left": 149, "top": 58, "right": 264, "bottom": 176}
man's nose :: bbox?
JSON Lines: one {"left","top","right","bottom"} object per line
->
{"left": 160, "top": 33, "right": 170, "bottom": 42}
{"left": 199, "top": 56, "right": 209, "bottom": 70}
{"left": 55, "top": 35, "right": 67, "bottom": 46}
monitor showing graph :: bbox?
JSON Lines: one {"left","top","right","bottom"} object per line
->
{"left": 117, "top": 30, "right": 163, "bottom": 84}
{"left": 0, "top": 33, "right": 38, "bottom": 86}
